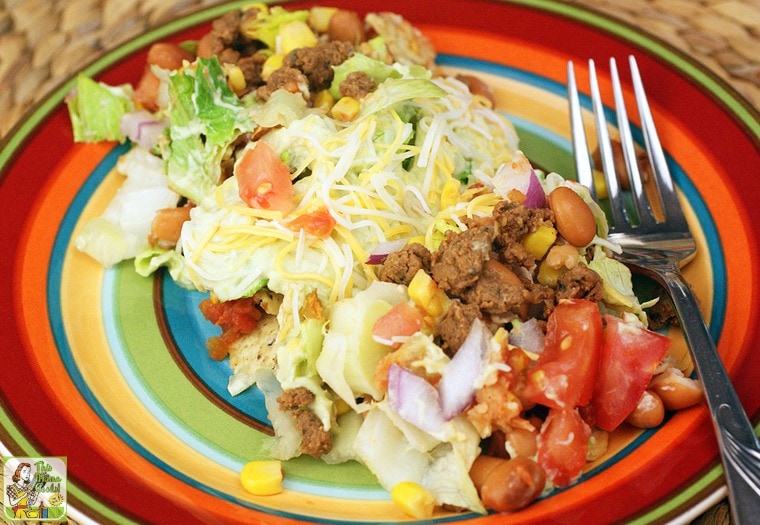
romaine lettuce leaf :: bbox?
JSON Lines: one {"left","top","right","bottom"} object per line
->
{"left": 164, "top": 57, "right": 255, "bottom": 203}
{"left": 67, "top": 75, "right": 134, "bottom": 143}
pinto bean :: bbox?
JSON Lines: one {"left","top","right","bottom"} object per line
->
{"left": 625, "top": 389, "right": 665, "bottom": 428}
{"left": 480, "top": 457, "right": 546, "bottom": 512}
{"left": 649, "top": 368, "right": 704, "bottom": 411}
{"left": 196, "top": 32, "right": 221, "bottom": 59}
{"left": 548, "top": 186, "right": 596, "bottom": 247}
{"left": 469, "top": 455, "right": 505, "bottom": 492}
{"left": 134, "top": 69, "right": 161, "bottom": 112}
{"left": 506, "top": 427, "right": 538, "bottom": 458}
{"left": 327, "top": 9, "right": 364, "bottom": 44}
{"left": 150, "top": 206, "right": 193, "bottom": 248}
{"left": 455, "top": 74, "right": 496, "bottom": 106}
{"left": 135, "top": 43, "right": 194, "bottom": 111}
{"left": 147, "top": 42, "right": 194, "bottom": 70}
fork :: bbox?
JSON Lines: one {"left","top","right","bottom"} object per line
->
{"left": 567, "top": 56, "right": 760, "bottom": 523}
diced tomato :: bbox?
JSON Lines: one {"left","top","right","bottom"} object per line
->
{"left": 372, "top": 302, "right": 424, "bottom": 348}
{"left": 205, "top": 329, "right": 242, "bottom": 361}
{"left": 198, "top": 296, "right": 263, "bottom": 359}
{"left": 236, "top": 142, "right": 294, "bottom": 214}
{"left": 587, "top": 315, "right": 671, "bottom": 431}
{"left": 522, "top": 299, "right": 602, "bottom": 409}
{"left": 199, "top": 296, "right": 263, "bottom": 333}
{"left": 537, "top": 407, "right": 591, "bottom": 487}
{"left": 287, "top": 207, "right": 336, "bottom": 238}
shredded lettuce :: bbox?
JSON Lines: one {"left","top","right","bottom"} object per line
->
{"left": 276, "top": 317, "right": 333, "bottom": 430}
{"left": 67, "top": 75, "right": 134, "bottom": 143}
{"left": 134, "top": 246, "right": 192, "bottom": 287}
{"left": 239, "top": 6, "right": 309, "bottom": 49}
{"left": 588, "top": 247, "right": 649, "bottom": 325}
{"left": 317, "top": 282, "right": 409, "bottom": 409}
{"left": 164, "top": 57, "right": 255, "bottom": 203}
{"left": 358, "top": 78, "right": 446, "bottom": 120}
{"left": 74, "top": 147, "right": 180, "bottom": 266}
{"left": 354, "top": 403, "right": 486, "bottom": 514}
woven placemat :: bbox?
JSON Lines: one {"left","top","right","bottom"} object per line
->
{"left": 0, "top": 0, "right": 759, "bottom": 139}
{"left": 0, "top": 0, "right": 752, "bottom": 523}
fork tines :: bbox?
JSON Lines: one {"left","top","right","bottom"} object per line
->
{"left": 567, "top": 56, "right": 689, "bottom": 234}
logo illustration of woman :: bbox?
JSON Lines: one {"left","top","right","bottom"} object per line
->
{"left": 5, "top": 462, "right": 40, "bottom": 518}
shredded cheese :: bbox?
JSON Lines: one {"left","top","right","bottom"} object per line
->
{"left": 180, "top": 75, "right": 520, "bottom": 304}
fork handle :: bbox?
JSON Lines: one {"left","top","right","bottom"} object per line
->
{"left": 658, "top": 267, "right": 760, "bottom": 523}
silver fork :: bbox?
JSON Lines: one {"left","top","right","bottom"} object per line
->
{"left": 568, "top": 56, "right": 760, "bottom": 523}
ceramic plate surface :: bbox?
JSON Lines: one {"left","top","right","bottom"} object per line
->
{"left": 2, "top": 1, "right": 759, "bottom": 523}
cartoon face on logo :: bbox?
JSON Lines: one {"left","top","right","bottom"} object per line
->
{"left": 3, "top": 457, "right": 67, "bottom": 522}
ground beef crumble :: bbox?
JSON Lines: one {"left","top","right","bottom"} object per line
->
{"left": 378, "top": 195, "right": 610, "bottom": 354}
{"left": 431, "top": 220, "right": 496, "bottom": 296}
{"left": 277, "top": 387, "right": 333, "bottom": 458}
{"left": 339, "top": 71, "right": 377, "bottom": 99}
{"left": 283, "top": 41, "right": 354, "bottom": 92}
{"left": 438, "top": 300, "right": 483, "bottom": 355}
{"left": 377, "top": 242, "right": 431, "bottom": 286}
{"left": 556, "top": 264, "right": 604, "bottom": 302}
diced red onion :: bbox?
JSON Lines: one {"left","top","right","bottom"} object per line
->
{"left": 508, "top": 318, "right": 545, "bottom": 354}
{"left": 492, "top": 152, "right": 545, "bottom": 208}
{"left": 523, "top": 169, "right": 546, "bottom": 208}
{"left": 120, "top": 110, "right": 167, "bottom": 149}
{"left": 366, "top": 239, "right": 409, "bottom": 265}
{"left": 387, "top": 364, "right": 446, "bottom": 433}
{"left": 437, "top": 319, "right": 492, "bottom": 420}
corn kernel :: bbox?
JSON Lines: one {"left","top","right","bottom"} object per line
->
{"left": 313, "top": 89, "right": 335, "bottom": 110}
{"left": 261, "top": 54, "right": 284, "bottom": 82}
{"left": 523, "top": 225, "right": 558, "bottom": 260}
{"left": 331, "top": 96, "right": 361, "bottom": 122}
{"left": 308, "top": 6, "right": 338, "bottom": 33}
{"left": 334, "top": 396, "right": 351, "bottom": 416}
{"left": 537, "top": 258, "right": 563, "bottom": 287}
{"left": 224, "top": 64, "right": 247, "bottom": 95}
{"left": 408, "top": 269, "right": 449, "bottom": 317}
{"left": 391, "top": 481, "right": 435, "bottom": 519}
{"left": 279, "top": 20, "right": 318, "bottom": 55}
{"left": 440, "top": 178, "right": 461, "bottom": 209}
{"left": 593, "top": 169, "right": 608, "bottom": 200}
{"left": 240, "top": 460, "right": 283, "bottom": 496}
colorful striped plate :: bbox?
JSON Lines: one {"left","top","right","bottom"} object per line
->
{"left": 2, "top": 1, "right": 759, "bottom": 523}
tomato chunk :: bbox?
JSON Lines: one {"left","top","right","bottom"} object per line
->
{"left": 587, "top": 315, "right": 671, "bottom": 431}
{"left": 199, "top": 296, "right": 263, "bottom": 359}
{"left": 372, "top": 302, "right": 424, "bottom": 348}
{"left": 236, "top": 142, "right": 294, "bottom": 214}
{"left": 522, "top": 299, "right": 602, "bottom": 409}
{"left": 287, "top": 207, "right": 336, "bottom": 238}
{"left": 537, "top": 407, "right": 591, "bottom": 487}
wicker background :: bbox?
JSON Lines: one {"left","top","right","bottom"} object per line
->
{"left": 0, "top": 0, "right": 759, "bottom": 138}
{"left": 1, "top": 0, "right": 757, "bottom": 523}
